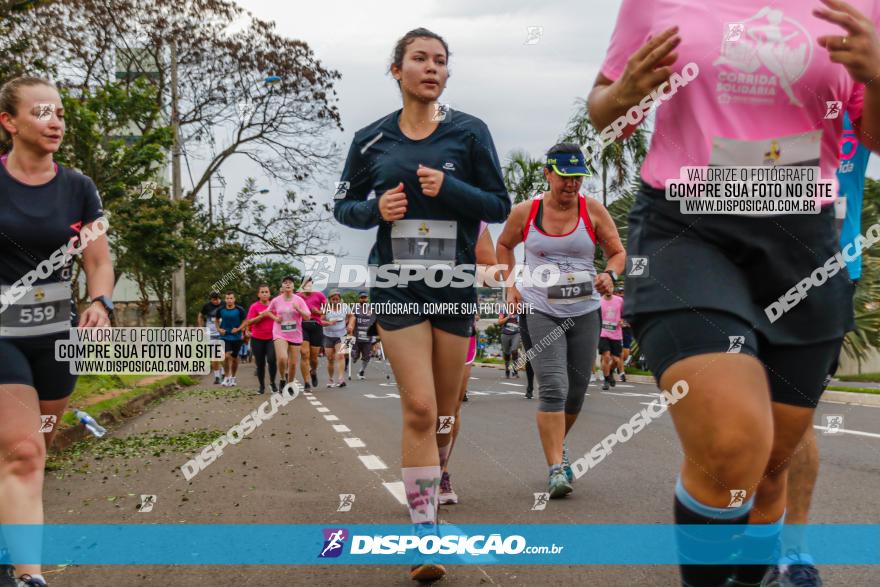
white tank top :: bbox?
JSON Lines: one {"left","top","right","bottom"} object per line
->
{"left": 520, "top": 195, "right": 601, "bottom": 318}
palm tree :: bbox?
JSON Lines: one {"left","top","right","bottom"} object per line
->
{"left": 842, "top": 178, "right": 880, "bottom": 369}
{"left": 559, "top": 98, "right": 649, "bottom": 207}
{"left": 502, "top": 150, "right": 545, "bottom": 204}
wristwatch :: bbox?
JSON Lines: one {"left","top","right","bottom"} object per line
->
{"left": 603, "top": 269, "right": 618, "bottom": 282}
{"left": 91, "top": 295, "right": 114, "bottom": 319}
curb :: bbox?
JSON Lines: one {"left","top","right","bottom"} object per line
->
{"left": 822, "top": 390, "right": 880, "bottom": 407}
{"left": 51, "top": 381, "right": 184, "bottom": 453}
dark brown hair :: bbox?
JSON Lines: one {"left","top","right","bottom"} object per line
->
{"left": 257, "top": 284, "right": 270, "bottom": 290}
{"left": 390, "top": 28, "right": 450, "bottom": 87}
{"left": 0, "top": 76, "right": 56, "bottom": 153}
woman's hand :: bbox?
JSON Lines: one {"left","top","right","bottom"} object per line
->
{"left": 506, "top": 285, "right": 523, "bottom": 306}
{"left": 595, "top": 272, "right": 614, "bottom": 296}
{"left": 417, "top": 164, "right": 445, "bottom": 197}
{"left": 379, "top": 182, "right": 408, "bottom": 221}
{"left": 614, "top": 27, "right": 680, "bottom": 107}
{"left": 815, "top": 0, "right": 880, "bottom": 84}
{"left": 79, "top": 303, "right": 111, "bottom": 327}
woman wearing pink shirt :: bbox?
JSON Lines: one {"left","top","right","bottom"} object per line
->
{"left": 590, "top": 1, "right": 880, "bottom": 585}
{"left": 262, "top": 276, "right": 311, "bottom": 393}
{"left": 244, "top": 284, "right": 278, "bottom": 394}
{"left": 296, "top": 277, "right": 328, "bottom": 390}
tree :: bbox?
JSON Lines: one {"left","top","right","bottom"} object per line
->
{"left": 502, "top": 150, "right": 545, "bottom": 204}
{"left": 53, "top": 78, "right": 180, "bottom": 319}
{"left": 0, "top": 0, "right": 50, "bottom": 82}
{"left": 560, "top": 98, "right": 649, "bottom": 207}
{"left": 842, "top": 178, "right": 880, "bottom": 367}
{"left": 21, "top": 0, "right": 343, "bottom": 201}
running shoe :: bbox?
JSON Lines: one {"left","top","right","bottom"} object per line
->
{"left": 337, "top": 381, "right": 346, "bottom": 388}
{"left": 213, "top": 375, "right": 221, "bottom": 385}
{"left": 620, "top": 373, "right": 626, "bottom": 382}
{"left": 270, "top": 382, "right": 278, "bottom": 393}
{"left": 439, "top": 471, "right": 458, "bottom": 505}
{"left": 548, "top": 468, "right": 573, "bottom": 499}
{"left": 256, "top": 387, "right": 265, "bottom": 395}
{"left": 513, "top": 370, "right": 519, "bottom": 378}
{"left": 765, "top": 564, "right": 824, "bottom": 587}
{"left": 589, "top": 373, "right": 596, "bottom": 383}
{"left": 609, "top": 374, "right": 616, "bottom": 387}
{"left": 327, "top": 380, "right": 337, "bottom": 388}
{"left": 311, "top": 370, "right": 319, "bottom": 387}
{"left": 1, "top": 566, "right": 16, "bottom": 587}
{"left": 602, "top": 379, "right": 610, "bottom": 391}
{"left": 505, "top": 369, "right": 510, "bottom": 378}
{"left": 16, "top": 575, "right": 47, "bottom": 587}
{"left": 230, "top": 376, "right": 237, "bottom": 387}
{"left": 221, "top": 376, "right": 231, "bottom": 387}
{"left": 462, "top": 392, "right": 469, "bottom": 402}
{"left": 357, "top": 371, "right": 365, "bottom": 380}
{"left": 279, "top": 379, "right": 287, "bottom": 392}
{"left": 410, "top": 563, "right": 446, "bottom": 582}
{"left": 524, "top": 388, "right": 533, "bottom": 399}
{"left": 304, "top": 383, "right": 311, "bottom": 391}
{"left": 561, "top": 444, "right": 574, "bottom": 483}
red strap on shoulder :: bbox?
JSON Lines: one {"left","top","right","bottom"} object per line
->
{"left": 579, "top": 195, "right": 597, "bottom": 245}
{"left": 523, "top": 196, "right": 542, "bottom": 242}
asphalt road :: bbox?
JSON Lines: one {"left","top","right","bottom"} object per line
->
{"left": 41, "top": 359, "right": 880, "bottom": 586}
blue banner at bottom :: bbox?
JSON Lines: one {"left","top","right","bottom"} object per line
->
{"left": 0, "top": 524, "right": 877, "bottom": 565}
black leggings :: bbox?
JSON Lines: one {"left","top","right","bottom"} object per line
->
{"left": 250, "top": 338, "right": 277, "bottom": 388}
{"left": 518, "top": 318, "right": 536, "bottom": 392}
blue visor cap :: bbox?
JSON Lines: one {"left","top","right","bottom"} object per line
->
{"left": 546, "top": 151, "right": 591, "bottom": 177}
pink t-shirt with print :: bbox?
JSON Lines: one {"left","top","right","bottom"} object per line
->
{"left": 600, "top": 295, "right": 624, "bottom": 341}
{"left": 601, "top": 0, "right": 880, "bottom": 194}
{"left": 268, "top": 294, "right": 310, "bottom": 344}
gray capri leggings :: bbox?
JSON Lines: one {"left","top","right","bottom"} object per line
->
{"left": 520, "top": 309, "right": 600, "bottom": 414}
{"left": 501, "top": 331, "right": 521, "bottom": 357}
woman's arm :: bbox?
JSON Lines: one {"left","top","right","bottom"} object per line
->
{"left": 814, "top": 0, "right": 880, "bottom": 153}
{"left": 587, "top": 199, "right": 626, "bottom": 296}
{"left": 80, "top": 222, "right": 114, "bottom": 327}
{"left": 496, "top": 202, "right": 531, "bottom": 303}
{"left": 587, "top": 27, "right": 679, "bottom": 142}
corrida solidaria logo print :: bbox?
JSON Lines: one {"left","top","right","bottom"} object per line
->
{"left": 318, "top": 528, "right": 349, "bottom": 558}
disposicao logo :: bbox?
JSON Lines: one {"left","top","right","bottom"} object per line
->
{"left": 319, "top": 528, "right": 348, "bottom": 558}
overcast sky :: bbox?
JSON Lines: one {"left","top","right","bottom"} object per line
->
{"left": 199, "top": 0, "right": 879, "bottom": 270}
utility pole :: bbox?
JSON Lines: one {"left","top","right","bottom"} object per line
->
{"left": 170, "top": 39, "right": 187, "bottom": 326}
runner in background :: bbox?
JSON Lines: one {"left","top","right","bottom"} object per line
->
{"left": 497, "top": 143, "right": 625, "bottom": 498}
{"left": 599, "top": 290, "right": 624, "bottom": 391}
{"left": 321, "top": 289, "right": 351, "bottom": 388}
{"left": 778, "top": 110, "right": 872, "bottom": 587}
{"left": 263, "top": 276, "right": 311, "bottom": 392}
{"left": 348, "top": 291, "right": 376, "bottom": 379}
{"left": 591, "top": 2, "right": 879, "bottom": 584}
{"left": 0, "top": 76, "right": 114, "bottom": 587}
{"left": 199, "top": 291, "right": 224, "bottom": 384}
{"left": 296, "top": 277, "right": 327, "bottom": 390}
{"left": 616, "top": 286, "right": 632, "bottom": 381}
{"left": 214, "top": 292, "right": 247, "bottom": 387}
{"left": 498, "top": 308, "right": 521, "bottom": 378}
{"left": 245, "top": 284, "right": 278, "bottom": 394}
{"left": 333, "top": 27, "right": 510, "bottom": 582}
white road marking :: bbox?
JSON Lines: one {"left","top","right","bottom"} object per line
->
{"left": 317, "top": 407, "right": 330, "bottom": 413}
{"left": 359, "top": 455, "right": 388, "bottom": 470}
{"left": 364, "top": 393, "right": 400, "bottom": 399}
{"left": 344, "top": 437, "right": 366, "bottom": 448}
{"left": 383, "top": 481, "right": 407, "bottom": 506}
{"left": 324, "top": 415, "right": 339, "bottom": 421}
{"left": 309, "top": 401, "right": 322, "bottom": 406}
{"left": 814, "top": 425, "right": 880, "bottom": 439}
{"left": 333, "top": 425, "right": 351, "bottom": 432}
{"left": 500, "top": 382, "right": 523, "bottom": 387}
{"left": 469, "top": 377, "right": 479, "bottom": 380}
